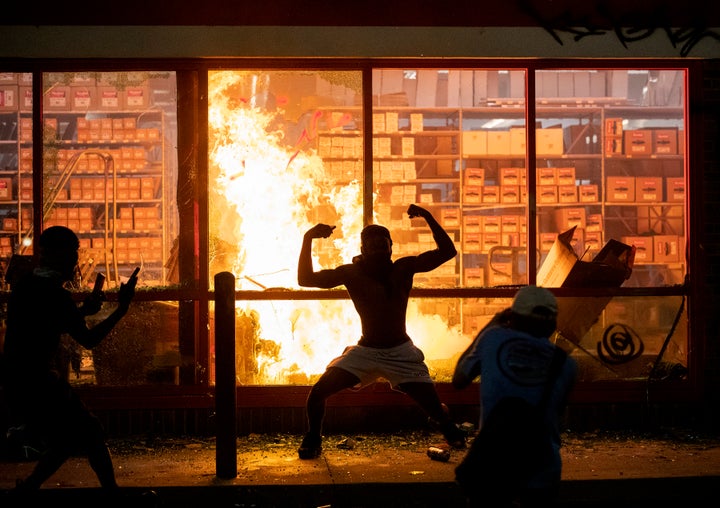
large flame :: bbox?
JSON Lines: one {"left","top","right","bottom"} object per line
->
{"left": 208, "top": 71, "right": 466, "bottom": 385}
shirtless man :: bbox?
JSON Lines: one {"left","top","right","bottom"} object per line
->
{"left": 296, "top": 204, "right": 466, "bottom": 459}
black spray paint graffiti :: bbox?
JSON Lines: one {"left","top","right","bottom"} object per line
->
{"left": 596, "top": 323, "right": 644, "bottom": 365}
{"left": 518, "top": 0, "right": 720, "bottom": 57}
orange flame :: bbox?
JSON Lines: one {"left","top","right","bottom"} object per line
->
{"left": 208, "top": 71, "right": 467, "bottom": 385}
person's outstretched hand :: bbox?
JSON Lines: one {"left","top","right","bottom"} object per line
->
{"left": 117, "top": 271, "right": 138, "bottom": 313}
{"left": 306, "top": 223, "right": 336, "bottom": 239}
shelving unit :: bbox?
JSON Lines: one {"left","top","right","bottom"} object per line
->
{"left": 314, "top": 100, "right": 685, "bottom": 289}
{"left": 0, "top": 72, "right": 174, "bottom": 289}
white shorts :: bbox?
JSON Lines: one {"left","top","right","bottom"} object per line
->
{"left": 328, "top": 341, "right": 433, "bottom": 387}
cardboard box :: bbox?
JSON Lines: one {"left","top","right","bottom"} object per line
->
{"left": 481, "top": 186, "right": 500, "bottom": 203}
{"left": 463, "top": 233, "right": 482, "bottom": 253}
{"left": 464, "top": 167, "right": 485, "bottom": 186}
{"left": 482, "top": 216, "right": 501, "bottom": 233}
{"left": 486, "top": 131, "right": 510, "bottom": 155}
{"left": 635, "top": 177, "right": 663, "bottom": 202}
{"left": 509, "top": 127, "right": 526, "bottom": 155}
{"left": 666, "top": 178, "right": 685, "bottom": 202}
{"left": 463, "top": 214, "right": 482, "bottom": 233}
{"left": 605, "top": 118, "right": 623, "bottom": 137}
{"left": 463, "top": 185, "right": 482, "bottom": 204}
{"left": 578, "top": 184, "right": 599, "bottom": 203}
{"left": 0, "top": 178, "right": 12, "bottom": 200}
{"left": 70, "top": 86, "right": 97, "bottom": 111}
{"left": 652, "top": 129, "right": 678, "bottom": 154}
{"left": 624, "top": 130, "right": 652, "bottom": 155}
{"left": 537, "top": 168, "right": 557, "bottom": 186}
{"left": 464, "top": 267, "right": 484, "bottom": 287}
{"left": 500, "top": 167, "right": 523, "bottom": 186}
{"left": 604, "top": 136, "right": 623, "bottom": 155}
{"left": 537, "top": 227, "right": 634, "bottom": 345}
{"left": 622, "top": 236, "right": 653, "bottom": 262}
{"left": 43, "top": 86, "right": 71, "bottom": 111}
{"left": 462, "top": 131, "right": 487, "bottom": 156}
{"left": 98, "top": 86, "right": 121, "bottom": 111}
{"left": 0, "top": 86, "right": 18, "bottom": 111}
{"left": 536, "top": 128, "right": 564, "bottom": 155}
{"left": 555, "top": 208, "right": 586, "bottom": 230}
{"left": 501, "top": 186, "right": 520, "bottom": 204}
{"left": 558, "top": 185, "right": 578, "bottom": 203}
{"left": 653, "top": 235, "right": 681, "bottom": 263}
{"left": 556, "top": 167, "right": 576, "bottom": 186}
{"left": 537, "top": 185, "right": 558, "bottom": 204}
{"left": 606, "top": 176, "right": 635, "bottom": 202}
{"left": 124, "top": 85, "right": 150, "bottom": 109}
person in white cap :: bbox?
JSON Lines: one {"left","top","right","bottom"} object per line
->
{"left": 452, "top": 285, "right": 577, "bottom": 508}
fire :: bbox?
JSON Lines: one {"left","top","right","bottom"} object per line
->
{"left": 208, "top": 71, "right": 467, "bottom": 385}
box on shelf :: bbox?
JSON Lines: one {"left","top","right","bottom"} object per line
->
{"left": 464, "top": 167, "right": 485, "bottom": 186}
{"left": 463, "top": 185, "right": 482, "bottom": 203}
{"left": 653, "top": 235, "right": 681, "bottom": 263}
{"left": 554, "top": 207, "right": 586, "bottom": 230}
{"left": 486, "top": 131, "right": 510, "bottom": 155}
{"left": 43, "top": 86, "right": 71, "bottom": 111}
{"left": 606, "top": 176, "right": 635, "bottom": 202}
{"left": 666, "top": 177, "right": 685, "bottom": 202}
{"left": 604, "top": 136, "right": 623, "bottom": 155}
{"left": 98, "top": 86, "right": 122, "bottom": 111}
{"left": 555, "top": 167, "right": 576, "bottom": 186}
{"left": 537, "top": 185, "right": 558, "bottom": 204}
{"left": 501, "top": 186, "right": 520, "bottom": 204}
{"left": 624, "top": 130, "right": 652, "bottom": 155}
{"left": 605, "top": 118, "right": 623, "bottom": 137}
{"left": 0, "top": 178, "right": 12, "bottom": 200}
{"left": 463, "top": 214, "right": 482, "bottom": 233}
{"left": 635, "top": 177, "right": 663, "bottom": 202}
{"left": 463, "top": 233, "right": 482, "bottom": 253}
{"left": 537, "top": 168, "right": 557, "bottom": 186}
{"left": 463, "top": 267, "right": 485, "bottom": 287}
{"left": 622, "top": 236, "right": 653, "bottom": 262}
{"left": 482, "top": 216, "right": 501, "bottom": 234}
{"left": 557, "top": 185, "right": 578, "bottom": 203}
{"left": 0, "top": 86, "right": 18, "bottom": 111}
{"left": 509, "top": 127, "right": 526, "bottom": 155}
{"left": 652, "top": 129, "right": 678, "bottom": 154}
{"left": 124, "top": 85, "right": 150, "bottom": 109}
{"left": 500, "top": 167, "right": 524, "bottom": 186}
{"left": 578, "top": 184, "right": 598, "bottom": 203}
{"left": 536, "top": 128, "right": 564, "bottom": 155}
{"left": 481, "top": 185, "right": 500, "bottom": 203}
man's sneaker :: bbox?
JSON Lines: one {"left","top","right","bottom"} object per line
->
{"left": 440, "top": 421, "right": 467, "bottom": 450}
{"left": 298, "top": 433, "right": 322, "bottom": 459}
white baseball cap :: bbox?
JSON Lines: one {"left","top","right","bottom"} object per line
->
{"left": 511, "top": 285, "right": 558, "bottom": 317}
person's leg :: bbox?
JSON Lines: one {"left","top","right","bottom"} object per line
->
{"left": 83, "top": 414, "right": 118, "bottom": 489}
{"left": 299, "top": 366, "right": 359, "bottom": 459}
{"left": 397, "top": 381, "right": 466, "bottom": 448}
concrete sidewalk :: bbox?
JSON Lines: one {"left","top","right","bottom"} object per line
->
{"left": 2, "top": 429, "right": 720, "bottom": 507}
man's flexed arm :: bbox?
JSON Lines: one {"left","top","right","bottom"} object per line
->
{"left": 298, "top": 223, "right": 339, "bottom": 288}
{"left": 407, "top": 204, "right": 457, "bottom": 270}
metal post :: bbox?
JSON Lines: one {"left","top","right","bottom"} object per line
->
{"left": 214, "top": 271, "right": 237, "bottom": 479}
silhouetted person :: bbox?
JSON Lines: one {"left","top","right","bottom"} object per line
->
{"left": 453, "top": 286, "right": 577, "bottom": 508}
{"left": 297, "top": 204, "right": 466, "bottom": 459}
{"left": 2, "top": 226, "right": 138, "bottom": 499}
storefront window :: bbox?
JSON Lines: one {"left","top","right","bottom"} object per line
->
{"left": 40, "top": 71, "right": 179, "bottom": 290}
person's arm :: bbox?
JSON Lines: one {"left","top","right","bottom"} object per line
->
{"left": 297, "top": 223, "right": 344, "bottom": 288}
{"left": 452, "top": 309, "right": 510, "bottom": 389}
{"left": 407, "top": 204, "right": 457, "bottom": 272}
{"left": 71, "top": 272, "right": 138, "bottom": 349}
